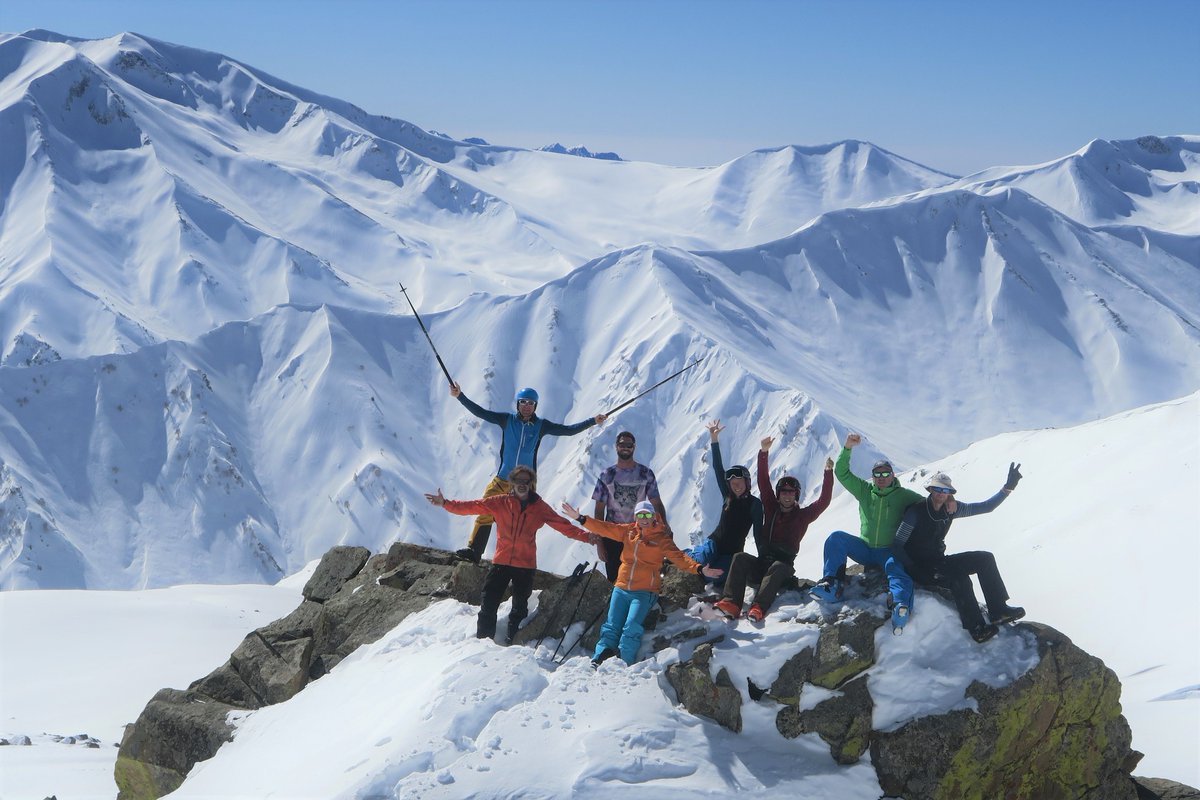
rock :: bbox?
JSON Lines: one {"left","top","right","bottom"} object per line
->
{"left": 11, "top": 735, "right": 31, "bottom": 746}
{"left": 115, "top": 688, "right": 240, "bottom": 800}
{"left": 1134, "top": 777, "right": 1200, "bottom": 799}
{"left": 658, "top": 563, "right": 707, "bottom": 612}
{"left": 116, "top": 542, "right": 616, "bottom": 798}
{"left": 809, "top": 611, "right": 883, "bottom": 689}
{"left": 777, "top": 673, "right": 874, "bottom": 764}
{"left": 871, "top": 623, "right": 1141, "bottom": 800}
{"left": 511, "top": 566, "right": 611, "bottom": 653}
{"left": 301, "top": 545, "right": 370, "bottom": 602}
{"left": 664, "top": 643, "right": 742, "bottom": 732}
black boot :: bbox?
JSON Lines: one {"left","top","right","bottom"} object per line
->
{"left": 989, "top": 605, "right": 1026, "bottom": 625}
{"left": 454, "top": 547, "right": 481, "bottom": 564}
{"left": 504, "top": 621, "right": 521, "bottom": 646}
{"left": 590, "top": 647, "right": 619, "bottom": 669}
{"left": 970, "top": 623, "right": 999, "bottom": 643}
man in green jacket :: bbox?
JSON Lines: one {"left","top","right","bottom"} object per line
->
{"left": 810, "top": 433, "right": 923, "bottom": 629}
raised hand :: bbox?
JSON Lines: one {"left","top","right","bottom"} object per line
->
{"left": 561, "top": 501, "right": 581, "bottom": 519}
{"left": 844, "top": 433, "right": 861, "bottom": 449}
{"left": 424, "top": 489, "right": 445, "bottom": 506}
{"left": 594, "top": 413, "right": 607, "bottom": 425}
{"left": 760, "top": 436, "right": 775, "bottom": 451}
{"left": 1005, "top": 462, "right": 1023, "bottom": 491}
{"left": 824, "top": 457, "right": 834, "bottom": 471}
{"left": 707, "top": 419, "right": 724, "bottom": 441}
{"left": 449, "top": 381, "right": 461, "bottom": 398}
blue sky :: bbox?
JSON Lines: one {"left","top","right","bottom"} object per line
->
{"left": 5, "top": 0, "right": 1198, "bottom": 175}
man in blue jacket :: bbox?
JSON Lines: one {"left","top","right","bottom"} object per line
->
{"left": 450, "top": 381, "right": 606, "bottom": 562}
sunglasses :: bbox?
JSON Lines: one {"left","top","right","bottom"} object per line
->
{"left": 513, "top": 480, "right": 532, "bottom": 488}
{"left": 872, "top": 471, "right": 893, "bottom": 478}
{"left": 635, "top": 511, "right": 655, "bottom": 520}
{"left": 928, "top": 486, "right": 954, "bottom": 494}
{"left": 617, "top": 441, "right": 635, "bottom": 447}
{"left": 517, "top": 399, "right": 536, "bottom": 406}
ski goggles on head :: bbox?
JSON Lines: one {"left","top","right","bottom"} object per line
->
{"left": 635, "top": 511, "right": 655, "bottom": 520}
{"left": 872, "top": 470, "right": 893, "bottom": 478}
{"left": 724, "top": 468, "right": 750, "bottom": 481}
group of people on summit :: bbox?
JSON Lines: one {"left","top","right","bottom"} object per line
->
{"left": 424, "top": 379, "right": 1027, "bottom": 670}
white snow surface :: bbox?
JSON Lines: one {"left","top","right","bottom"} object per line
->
{"left": 1, "top": 397, "right": 1197, "bottom": 798}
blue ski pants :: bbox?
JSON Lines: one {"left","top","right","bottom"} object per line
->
{"left": 595, "top": 587, "right": 657, "bottom": 665}
{"left": 821, "top": 530, "right": 911, "bottom": 608}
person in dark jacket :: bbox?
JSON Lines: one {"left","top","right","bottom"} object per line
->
{"left": 450, "top": 382, "right": 606, "bottom": 562}
{"left": 891, "top": 465, "right": 1025, "bottom": 643}
{"left": 714, "top": 436, "right": 834, "bottom": 622}
{"left": 685, "top": 419, "right": 763, "bottom": 591}
{"left": 426, "top": 465, "right": 591, "bottom": 642}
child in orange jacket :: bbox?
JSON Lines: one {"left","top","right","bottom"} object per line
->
{"left": 561, "top": 499, "right": 722, "bottom": 666}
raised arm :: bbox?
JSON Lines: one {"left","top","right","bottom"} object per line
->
{"left": 835, "top": 435, "right": 871, "bottom": 501}
{"left": 562, "top": 502, "right": 627, "bottom": 543}
{"left": 453, "top": 384, "right": 509, "bottom": 426}
{"left": 708, "top": 420, "right": 730, "bottom": 500}
{"left": 799, "top": 459, "right": 835, "bottom": 522}
{"left": 540, "top": 415, "right": 600, "bottom": 437}
{"left": 757, "top": 440, "right": 775, "bottom": 504}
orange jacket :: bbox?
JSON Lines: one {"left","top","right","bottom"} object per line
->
{"left": 581, "top": 516, "right": 701, "bottom": 593}
{"left": 444, "top": 493, "right": 589, "bottom": 569}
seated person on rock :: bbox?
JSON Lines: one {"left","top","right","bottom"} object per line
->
{"left": 890, "top": 465, "right": 1026, "bottom": 643}
{"left": 810, "top": 433, "right": 923, "bottom": 631}
{"left": 713, "top": 435, "right": 833, "bottom": 622}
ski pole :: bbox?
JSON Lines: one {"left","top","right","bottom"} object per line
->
{"left": 556, "top": 602, "right": 609, "bottom": 665}
{"left": 603, "top": 357, "right": 704, "bottom": 417}
{"left": 398, "top": 283, "right": 454, "bottom": 386}
{"left": 549, "top": 562, "right": 599, "bottom": 662}
{"left": 534, "top": 561, "right": 588, "bottom": 650}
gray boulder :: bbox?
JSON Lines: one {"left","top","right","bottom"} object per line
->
{"left": 1134, "top": 777, "right": 1200, "bottom": 799}
{"left": 301, "top": 545, "right": 370, "bottom": 602}
{"left": 777, "top": 673, "right": 874, "bottom": 764}
{"left": 664, "top": 643, "right": 742, "bottom": 732}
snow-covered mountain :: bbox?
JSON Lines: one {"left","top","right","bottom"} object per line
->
{"left": 1, "top": 29, "right": 1198, "bottom": 591}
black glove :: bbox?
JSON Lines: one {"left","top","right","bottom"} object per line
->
{"left": 1005, "top": 462, "right": 1023, "bottom": 491}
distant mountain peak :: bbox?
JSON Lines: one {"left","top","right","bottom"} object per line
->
{"left": 537, "top": 143, "right": 623, "bottom": 161}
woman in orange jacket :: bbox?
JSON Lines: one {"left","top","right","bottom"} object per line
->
{"left": 561, "top": 499, "right": 723, "bottom": 667}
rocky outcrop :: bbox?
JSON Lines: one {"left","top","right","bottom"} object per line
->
{"left": 114, "top": 543, "right": 603, "bottom": 800}
{"left": 1134, "top": 777, "right": 1200, "bottom": 799}
{"left": 871, "top": 623, "right": 1143, "bottom": 800}
{"left": 665, "top": 571, "right": 1148, "bottom": 800}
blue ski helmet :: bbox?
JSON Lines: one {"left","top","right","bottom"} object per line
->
{"left": 515, "top": 387, "right": 539, "bottom": 406}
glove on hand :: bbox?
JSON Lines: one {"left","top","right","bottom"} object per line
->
{"left": 1005, "top": 462, "right": 1023, "bottom": 491}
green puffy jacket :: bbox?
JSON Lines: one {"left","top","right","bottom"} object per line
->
{"left": 835, "top": 447, "right": 923, "bottom": 548}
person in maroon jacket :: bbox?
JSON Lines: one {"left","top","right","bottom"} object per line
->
{"left": 713, "top": 436, "right": 834, "bottom": 622}
{"left": 425, "top": 465, "right": 590, "bottom": 642}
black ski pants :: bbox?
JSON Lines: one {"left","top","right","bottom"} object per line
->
{"left": 922, "top": 550, "right": 1011, "bottom": 631}
{"left": 721, "top": 552, "right": 794, "bottom": 611}
{"left": 478, "top": 563, "right": 535, "bottom": 639}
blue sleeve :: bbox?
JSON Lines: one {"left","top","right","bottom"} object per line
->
{"left": 539, "top": 416, "right": 596, "bottom": 437}
{"left": 711, "top": 441, "right": 730, "bottom": 500}
{"left": 953, "top": 489, "right": 1009, "bottom": 520}
{"left": 457, "top": 393, "right": 508, "bottom": 426}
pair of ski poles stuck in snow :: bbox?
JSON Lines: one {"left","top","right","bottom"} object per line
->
{"left": 399, "top": 284, "right": 703, "bottom": 417}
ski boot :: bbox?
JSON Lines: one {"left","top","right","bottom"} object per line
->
{"left": 891, "top": 604, "right": 909, "bottom": 635}
{"left": 810, "top": 578, "right": 842, "bottom": 604}
{"left": 591, "top": 647, "right": 618, "bottom": 670}
{"left": 989, "top": 605, "right": 1026, "bottom": 625}
{"left": 970, "top": 623, "right": 999, "bottom": 643}
{"left": 713, "top": 598, "right": 741, "bottom": 620}
{"left": 746, "top": 603, "right": 765, "bottom": 623}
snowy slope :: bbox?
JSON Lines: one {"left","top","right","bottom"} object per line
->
{"left": 0, "top": 31, "right": 955, "bottom": 366}
{"left": 940, "top": 135, "right": 1200, "bottom": 236}
{"left": 3, "top": 176, "right": 1199, "bottom": 590}
{"left": 5, "top": 396, "right": 1191, "bottom": 799}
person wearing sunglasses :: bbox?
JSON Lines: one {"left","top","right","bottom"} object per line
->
{"left": 591, "top": 431, "right": 669, "bottom": 583}
{"left": 890, "top": 466, "right": 1025, "bottom": 643}
{"left": 810, "top": 433, "right": 923, "bottom": 630}
{"left": 683, "top": 420, "right": 764, "bottom": 591}
{"left": 449, "top": 382, "right": 606, "bottom": 563}
{"left": 713, "top": 436, "right": 835, "bottom": 622}
{"left": 426, "top": 466, "right": 592, "bottom": 644}
{"left": 561, "top": 500, "right": 723, "bottom": 667}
